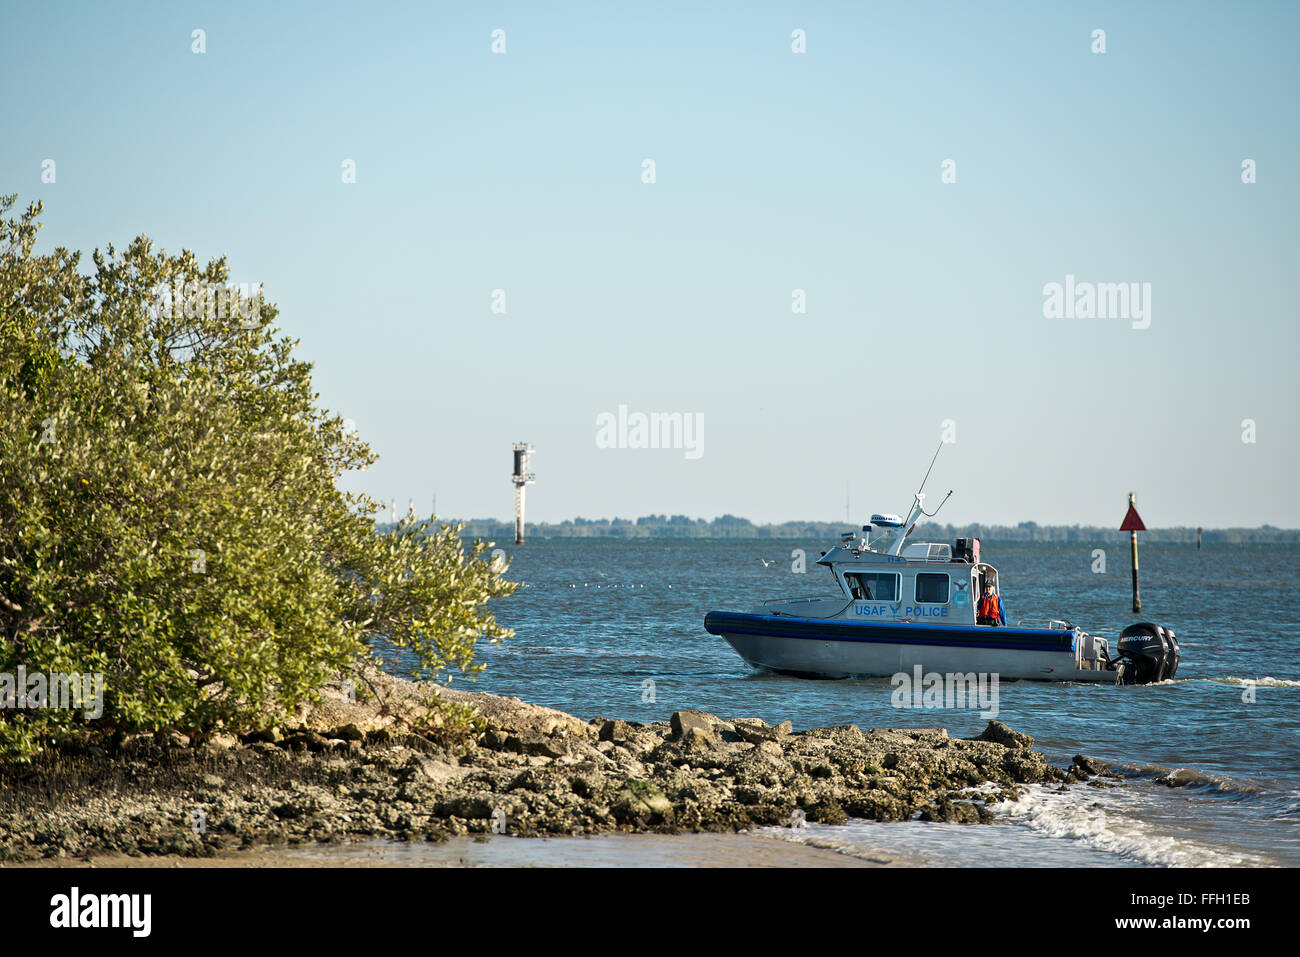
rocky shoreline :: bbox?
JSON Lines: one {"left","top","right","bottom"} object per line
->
{"left": 0, "top": 668, "right": 1115, "bottom": 863}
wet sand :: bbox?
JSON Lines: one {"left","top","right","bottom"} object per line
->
{"left": 10, "top": 831, "right": 902, "bottom": 868}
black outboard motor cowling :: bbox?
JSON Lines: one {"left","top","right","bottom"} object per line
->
{"left": 1162, "top": 627, "right": 1180, "bottom": 679}
{"left": 1115, "top": 622, "right": 1180, "bottom": 685}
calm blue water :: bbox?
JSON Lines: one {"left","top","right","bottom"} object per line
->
{"left": 386, "top": 539, "right": 1300, "bottom": 866}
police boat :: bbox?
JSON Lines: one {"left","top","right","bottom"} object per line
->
{"left": 703, "top": 486, "right": 1180, "bottom": 685}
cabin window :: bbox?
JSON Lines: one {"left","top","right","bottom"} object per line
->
{"left": 915, "top": 573, "right": 950, "bottom": 604}
{"left": 845, "top": 572, "right": 899, "bottom": 601}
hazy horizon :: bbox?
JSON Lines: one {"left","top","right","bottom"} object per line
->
{"left": 443, "top": 515, "right": 1298, "bottom": 531}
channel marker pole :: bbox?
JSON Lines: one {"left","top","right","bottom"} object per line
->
{"left": 1119, "top": 492, "right": 1146, "bottom": 613}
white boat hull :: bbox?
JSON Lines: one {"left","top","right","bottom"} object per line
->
{"left": 705, "top": 612, "right": 1116, "bottom": 683}
{"left": 721, "top": 632, "right": 1113, "bottom": 682}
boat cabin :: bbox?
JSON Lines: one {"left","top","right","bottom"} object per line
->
{"left": 811, "top": 508, "right": 1002, "bottom": 626}
{"left": 815, "top": 542, "right": 999, "bottom": 626}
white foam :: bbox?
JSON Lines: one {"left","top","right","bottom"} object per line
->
{"left": 1213, "top": 676, "right": 1300, "bottom": 688}
{"left": 1149, "top": 675, "right": 1300, "bottom": 689}
{"left": 994, "top": 785, "right": 1268, "bottom": 867}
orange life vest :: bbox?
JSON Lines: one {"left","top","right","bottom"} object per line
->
{"left": 977, "top": 592, "right": 1001, "bottom": 620}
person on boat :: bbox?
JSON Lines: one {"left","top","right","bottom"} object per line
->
{"left": 977, "top": 582, "right": 1006, "bottom": 626}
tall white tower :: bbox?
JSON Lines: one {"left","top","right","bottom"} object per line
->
{"left": 511, "top": 442, "right": 536, "bottom": 544}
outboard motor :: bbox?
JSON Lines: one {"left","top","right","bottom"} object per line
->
{"left": 1114, "top": 622, "right": 1181, "bottom": 685}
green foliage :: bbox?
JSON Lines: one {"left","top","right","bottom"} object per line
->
{"left": 0, "top": 196, "right": 516, "bottom": 759}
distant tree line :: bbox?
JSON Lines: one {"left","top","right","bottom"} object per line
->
{"left": 439, "top": 515, "right": 1299, "bottom": 543}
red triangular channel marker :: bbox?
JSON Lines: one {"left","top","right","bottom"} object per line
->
{"left": 1120, "top": 503, "right": 1146, "bottom": 532}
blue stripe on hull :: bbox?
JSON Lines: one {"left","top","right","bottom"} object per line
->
{"left": 703, "top": 611, "right": 1074, "bottom": 652}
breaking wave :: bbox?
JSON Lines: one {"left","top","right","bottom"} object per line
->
{"left": 993, "top": 785, "right": 1270, "bottom": 867}
{"left": 1204, "top": 676, "right": 1300, "bottom": 688}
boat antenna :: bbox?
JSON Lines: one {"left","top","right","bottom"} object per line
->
{"left": 886, "top": 442, "right": 954, "bottom": 555}
{"left": 917, "top": 440, "right": 943, "bottom": 496}
{"left": 914, "top": 440, "right": 953, "bottom": 518}
{"left": 921, "top": 491, "right": 953, "bottom": 517}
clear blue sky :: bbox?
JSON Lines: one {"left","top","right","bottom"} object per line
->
{"left": 3, "top": 1, "right": 1296, "bottom": 527}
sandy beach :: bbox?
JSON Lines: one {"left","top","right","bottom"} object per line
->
{"left": 8, "top": 831, "right": 898, "bottom": 868}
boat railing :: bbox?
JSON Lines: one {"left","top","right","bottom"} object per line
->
{"left": 760, "top": 596, "right": 855, "bottom": 619}
{"left": 1015, "top": 618, "right": 1074, "bottom": 631}
{"left": 760, "top": 595, "right": 840, "bottom": 607}
{"left": 841, "top": 549, "right": 957, "bottom": 565}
